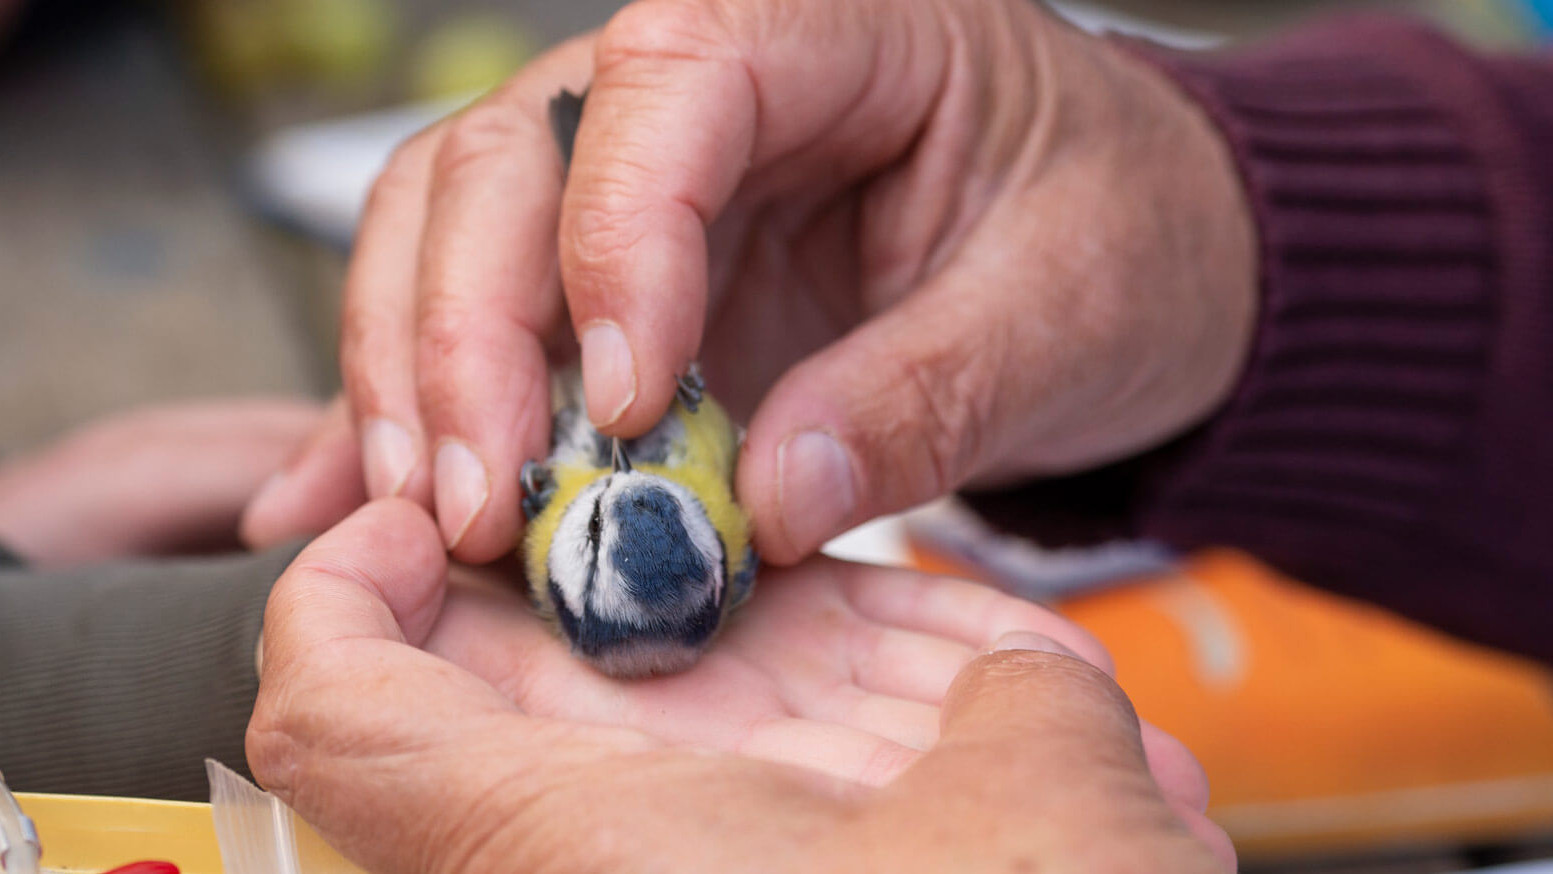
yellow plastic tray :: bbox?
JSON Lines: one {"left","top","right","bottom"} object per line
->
{"left": 16, "top": 793, "right": 362, "bottom": 874}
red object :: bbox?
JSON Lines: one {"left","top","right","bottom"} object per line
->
{"left": 102, "top": 863, "right": 180, "bottom": 874}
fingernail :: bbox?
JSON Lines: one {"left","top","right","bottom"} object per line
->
{"left": 777, "top": 430, "right": 857, "bottom": 554}
{"left": 580, "top": 321, "right": 636, "bottom": 427}
{"left": 362, "top": 418, "right": 416, "bottom": 498}
{"left": 990, "top": 631, "right": 1074, "bottom": 656}
{"left": 433, "top": 439, "right": 489, "bottom": 549}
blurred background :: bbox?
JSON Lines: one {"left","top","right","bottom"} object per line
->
{"left": 1, "top": 1, "right": 1550, "bottom": 872}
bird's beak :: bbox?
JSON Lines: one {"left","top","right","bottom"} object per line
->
{"left": 611, "top": 438, "right": 633, "bottom": 473}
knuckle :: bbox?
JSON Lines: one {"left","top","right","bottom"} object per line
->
{"left": 364, "top": 128, "right": 438, "bottom": 215}
{"left": 884, "top": 336, "right": 999, "bottom": 496}
{"left": 413, "top": 301, "right": 504, "bottom": 423}
{"left": 416, "top": 297, "right": 472, "bottom": 366}
{"left": 414, "top": 307, "right": 478, "bottom": 415}
{"left": 433, "top": 104, "right": 534, "bottom": 187}
{"left": 415, "top": 293, "right": 522, "bottom": 371}
{"left": 244, "top": 699, "right": 304, "bottom": 802}
{"left": 561, "top": 183, "right": 655, "bottom": 283}
{"left": 595, "top": 0, "right": 729, "bottom": 73}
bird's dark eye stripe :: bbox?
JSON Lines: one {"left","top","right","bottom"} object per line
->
{"left": 587, "top": 494, "right": 603, "bottom": 545}
{"left": 580, "top": 493, "right": 603, "bottom": 600}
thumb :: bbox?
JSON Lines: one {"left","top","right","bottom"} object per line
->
{"left": 247, "top": 500, "right": 508, "bottom": 873}
{"left": 738, "top": 284, "right": 1019, "bottom": 563}
{"left": 892, "top": 632, "right": 1233, "bottom": 872}
{"left": 247, "top": 499, "right": 661, "bottom": 874}
{"left": 930, "top": 632, "right": 1157, "bottom": 805}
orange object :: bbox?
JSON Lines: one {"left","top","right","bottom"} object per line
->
{"left": 912, "top": 544, "right": 1553, "bottom": 861}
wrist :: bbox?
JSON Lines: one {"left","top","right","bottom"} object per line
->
{"left": 1101, "top": 32, "right": 1261, "bottom": 429}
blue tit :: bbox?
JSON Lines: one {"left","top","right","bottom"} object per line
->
{"left": 519, "top": 365, "right": 759, "bottom": 678}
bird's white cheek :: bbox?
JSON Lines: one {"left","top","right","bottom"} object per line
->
{"left": 589, "top": 516, "right": 649, "bottom": 624}
{"left": 548, "top": 488, "right": 602, "bottom": 619}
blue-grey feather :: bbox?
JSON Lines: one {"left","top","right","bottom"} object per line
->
{"left": 609, "top": 486, "right": 708, "bottom": 609}
{"left": 551, "top": 578, "right": 721, "bottom": 656}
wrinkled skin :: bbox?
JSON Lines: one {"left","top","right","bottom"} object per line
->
{"left": 249, "top": 500, "right": 1236, "bottom": 874}
{"left": 243, "top": 0, "right": 1256, "bottom": 570}
{"left": 232, "top": 0, "right": 1257, "bottom": 868}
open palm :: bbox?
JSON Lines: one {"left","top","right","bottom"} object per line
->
{"left": 424, "top": 556, "right": 1120, "bottom": 785}
{"left": 250, "top": 500, "right": 1233, "bottom": 873}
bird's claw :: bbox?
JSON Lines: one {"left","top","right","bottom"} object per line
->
{"left": 676, "top": 362, "right": 705, "bottom": 412}
{"left": 521, "top": 459, "right": 556, "bottom": 521}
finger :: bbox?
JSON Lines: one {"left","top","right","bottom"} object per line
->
{"left": 721, "top": 581, "right": 946, "bottom": 750}
{"left": 839, "top": 627, "right": 973, "bottom": 706}
{"left": 414, "top": 37, "right": 594, "bottom": 561}
{"left": 249, "top": 500, "right": 481, "bottom": 811}
{"left": 1174, "top": 802, "right": 1238, "bottom": 873}
{"left": 119, "top": 399, "right": 324, "bottom": 555}
{"left": 1142, "top": 720, "right": 1211, "bottom": 815}
{"left": 726, "top": 560, "right": 975, "bottom": 706}
{"left": 559, "top": 0, "right": 946, "bottom": 435}
{"left": 836, "top": 564, "right": 1116, "bottom": 675}
{"left": 341, "top": 124, "right": 443, "bottom": 507}
{"left": 894, "top": 633, "right": 1224, "bottom": 869}
{"left": 259, "top": 499, "right": 451, "bottom": 662}
{"left": 0, "top": 399, "right": 325, "bottom": 565}
{"left": 248, "top": 500, "right": 656, "bottom": 874}
{"left": 739, "top": 277, "right": 1033, "bottom": 562}
{"left": 926, "top": 633, "right": 1148, "bottom": 788}
{"left": 242, "top": 396, "right": 367, "bottom": 549}
{"left": 736, "top": 717, "right": 920, "bottom": 787}
{"left": 813, "top": 691, "right": 939, "bottom": 751}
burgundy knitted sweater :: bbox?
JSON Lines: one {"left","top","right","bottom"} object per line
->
{"left": 970, "top": 17, "right": 1553, "bottom": 663}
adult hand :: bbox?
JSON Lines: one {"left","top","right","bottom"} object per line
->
{"left": 249, "top": 499, "right": 1234, "bottom": 873}
{"left": 245, "top": 0, "right": 1256, "bottom": 566}
{"left": 0, "top": 399, "right": 339, "bottom": 567}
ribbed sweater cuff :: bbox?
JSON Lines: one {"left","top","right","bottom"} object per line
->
{"left": 1125, "top": 19, "right": 1507, "bottom": 588}
{"left": 968, "top": 18, "right": 1553, "bottom": 659}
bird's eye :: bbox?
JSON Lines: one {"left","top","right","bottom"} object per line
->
{"left": 587, "top": 496, "right": 602, "bottom": 546}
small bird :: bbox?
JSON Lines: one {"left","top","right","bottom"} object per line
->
{"left": 520, "top": 365, "right": 758, "bottom": 677}
{"left": 522, "top": 88, "right": 756, "bottom": 676}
